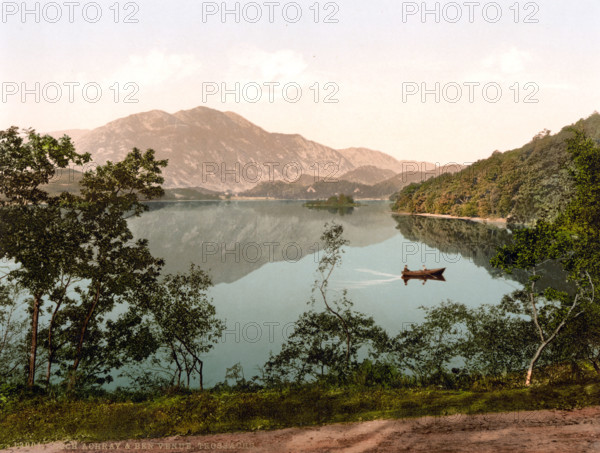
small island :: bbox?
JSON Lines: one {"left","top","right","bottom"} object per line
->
{"left": 303, "top": 194, "right": 362, "bottom": 208}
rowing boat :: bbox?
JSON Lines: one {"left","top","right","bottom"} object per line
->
{"left": 401, "top": 267, "right": 446, "bottom": 277}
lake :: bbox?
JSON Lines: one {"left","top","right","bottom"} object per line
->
{"left": 127, "top": 200, "right": 558, "bottom": 388}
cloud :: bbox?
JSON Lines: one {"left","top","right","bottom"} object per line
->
{"left": 482, "top": 48, "right": 531, "bottom": 75}
{"left": 107, "top": 50, "right": 203, "bottom": 87}
{"left": 227, "top": 47, "right": 310, "bottom": 82}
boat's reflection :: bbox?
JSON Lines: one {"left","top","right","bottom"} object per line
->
{"left": 402, "top": 274, "right": 447, "bottom": 286}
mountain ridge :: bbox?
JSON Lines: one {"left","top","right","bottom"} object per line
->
{"left": 48, "top": 107, "right": 422, "bottom": 193}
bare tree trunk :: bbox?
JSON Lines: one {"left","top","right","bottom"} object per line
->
{"left": 524, "top": 272, "right": 591, "bottom": 386}
{"left": 319, "top": 266, "right": 351, "bottom": 366}
{"left": 69, "top": 283, "right": 100, "bottom": 390}
{"left": 525, "top": 341, "right": 548, "bottom": 386}
{"left": 46, "top": 276, "right": 71, "bottom": 386}
{"left": 199, "top": 359, "right": 204, "bottom": 391}
{"left": 27, "top": 292, "right": 42, "bottom": 388}
{"left": 171, "top": 346, "right": 182, "bottom": 387}
{"left": 590, "top": 358, "right": 600, "bottom": 376}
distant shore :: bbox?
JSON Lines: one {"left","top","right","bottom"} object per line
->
{"left": 392, "top": 211, "right": 508, "bottom": 227}
{"left": 148, "top": 197, "right": 390, "bottom": 202}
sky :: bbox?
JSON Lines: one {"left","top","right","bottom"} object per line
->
{"left": 1, "top": 0, "right": 600, "bottom": 164}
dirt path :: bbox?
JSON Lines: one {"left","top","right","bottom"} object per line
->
{"left": 5, "top": 406, "right": 600, "bottom": 453}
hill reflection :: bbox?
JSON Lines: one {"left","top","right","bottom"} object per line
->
{"left": 128, "top": 201, "right": 398, "bottom": 284}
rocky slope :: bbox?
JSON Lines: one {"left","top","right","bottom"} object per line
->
{"left": 50, "top": 107, "right": 421, "bottom": 193}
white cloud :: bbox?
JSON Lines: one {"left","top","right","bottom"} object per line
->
{"left": 482, "top": 48, "right": 531, "bottom": 75}
{"left": 108, "top": 50, "right": 203, "bottom": 87}
{"left": 227, "top": 47, "right": 309, "bottom": 82}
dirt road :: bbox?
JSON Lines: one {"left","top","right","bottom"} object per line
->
{"left": 5, "top": 406, "right": 600, "bottom": 453}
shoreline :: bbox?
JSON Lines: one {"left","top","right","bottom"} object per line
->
{"left": 392, "top": 211, "right": 508, "bottom": 227}
{"left": 146, "top": 197, "right": 391, "bottom": 202}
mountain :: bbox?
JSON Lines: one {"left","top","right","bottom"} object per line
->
{"left": 392, "top": 113, "right": 600, "bottom": 224}
{"left": 239, "top": 165, "right": 463, "bottom": 200}
{"left": 371, "top": 165, "right": 463, "bottom": 199}
{"left": 339, "top": 148, "right": 436, "bottom": 174}
{"left": 239, "top": 178, "right": 375, "bottom": 199}
{"left": 339, "top": 165, "right": 396, "bottom": 185}
{"left": 49, "top": 107, "right": 412, "bottom": 193}
{"left": 48, "top": 129, "right": 91, "bottom": 143}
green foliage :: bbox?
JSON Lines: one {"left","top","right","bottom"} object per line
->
{"left": 0, "top": 283, "right": 26, "bottom": 381}
{"left": 489, "top": 127, "right": 600, "bottom": 386}
{"left": 0, "top": 127, "right": 90, "bottom": 206}
{"left": 393, "top": 113, "right": 600, "bottom": 223}
{"left": 490, "top": 220, "right": 570, "bottom": 272}
{"left": 303, "top": 193, "right": 359, "bottom": 209}
{"left": 0, "top": 127, "right": 177, "bottom": 390}
{"left": 264, "top": 309, "right": 389, "bottom": 384}
{"left": 146, "top": 265, "right": 225, "bottom": 389}
{"left": 390, "top": 301, "right": 536, "bottom": 386}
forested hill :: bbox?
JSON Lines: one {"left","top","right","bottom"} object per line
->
{"left": 392, "top": 113, "right": 600, "bottom": 224}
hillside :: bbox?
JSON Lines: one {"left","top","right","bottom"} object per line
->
{"left": 392, "top": 113, "right": 600, "bottom": 224}
{"left": 339, "top": 165, "right": 396, "bottom": 185}
{"left": 338, "top": 148, "right": 436, "bottom": 174}
{"left": 49, "top": 108, "right": 411, "bottom": 193}
{"left": 240, "top": 164, "right": 462, "bottom": 199}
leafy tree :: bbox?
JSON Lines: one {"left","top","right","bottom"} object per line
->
{"left": 0, "top": 127, "right": 90, "bottom": 387}
{"left": 391, "top": 301, "right": 469, "bottom": 385}
{"left": 0, "top": 127, "right": 90, "bottom": 206}
{"left": 0, "top": 129, "right": 170, "bottom": 389}
{"left": 491, "top": 222, "right": 595, "bottom": 385}
{"left": 558, "top": 129, "right": 600, "bottom": 283}
{"left": 264, "top": 223, "right": 388, "bottom": 384}
{"left": 264, "top": 309, "right": 388, "bottom": 384}
{"left": 462, "top": 301, "right": 536, "bottom": 376}
{"left": 147, "top": 265, "right": 225, "bottom": 390}
{"left": 390, "top": 301, "right": 539, "bottom": 386}
{"left": 313, "top": 223, "right": 352, "bottom": 365}
{"left": 491, "top": 128, "right": 600, "bottom": 386}
{"left": 60, "top": 148, "right": 167, "bottom": 390}
{"left": 0, "top": 282, "right": 27, "bottom": 381}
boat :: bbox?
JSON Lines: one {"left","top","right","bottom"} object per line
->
{"left": 401, "top": 267, "right": 445, "bottom": 277}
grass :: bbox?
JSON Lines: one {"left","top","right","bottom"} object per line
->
{"left": 1, "top": 379, "right": 600, "bottom": 448}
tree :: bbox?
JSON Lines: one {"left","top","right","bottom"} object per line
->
{"left": 462, "top": 301, "right": 536, "bottom": 377}
{"left": 264, "top": 223, "right": 389, "bottom": 384}
{"left": 146, "top": 265, "right": 225, "bottom": 390}
{"left": 0, "top": 127, "right": 90, "bottom": 387}
{"left": 264, "top": 309, "right": 388, "bottom": 384}
{"left": 558, "top": 129, "right": 600, "bottom": 283}
{"left": 391, "top": 301, "right": 470, "bottom": 385}
{"left": 490, "top": 129, "right": 600, "bottom": 385}
{"left": 491, "top": 221, "right": 595, "bottom": 386}
{"left": 0, "top": 127, "right": 90, "bottom": 207}
{"left": 0, "top": 282, "right": 27, "bottom": 382}
{"left": 0, "top": 130, "right": 171, "bottom": 389}
{"left": 62, "top": 148, "right": 167, "bottom": 390}
{"left": 312, "top": 223, "right": 353, "bottom": 367}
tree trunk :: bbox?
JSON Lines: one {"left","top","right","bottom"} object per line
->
{"left": 319, "top": 280, "right": 350, "bottom": 366}
{"left": 46, "top": 277, "right": 71, "bottom": 386}
{"left": 199, "top": 359, "right": 204, "bottom": 391}
{"left": 69, "top": 283, "right": 100, "bottom": 390}
{"left": 45, "top": 305, "right": 62, "bottom": 385}
{"left": 525, "top": 341, "right": 548, "bottom": 386}
{"left": 27, "top": 293, "right": 42, "bottom": 388}
{"left": 591, "top": 358, "right": 600, "bottom": 375}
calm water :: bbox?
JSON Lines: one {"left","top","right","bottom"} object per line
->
{"left": 127, "top": 200, "right": 555, "bottom": 387}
